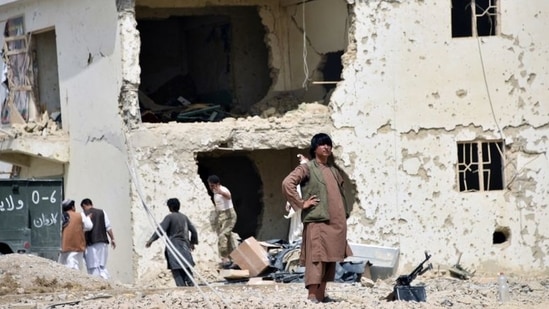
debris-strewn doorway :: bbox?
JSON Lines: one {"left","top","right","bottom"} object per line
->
{"left": 197, "top": 148, "right": 356, "bottom": 243}
{"left": 198, "top": 152, "right": 263, "bottom": 240}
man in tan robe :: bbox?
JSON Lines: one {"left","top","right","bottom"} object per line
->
{"left": 282, "top": 133, "right": 353, "bottom": 303}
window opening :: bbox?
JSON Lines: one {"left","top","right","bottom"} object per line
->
{"left": 457, "top": 140, "right": 504, "bottom": 192}
{"left": 452, "top": 0, "right": 498, "bottom": 38}
{"left": 32, "top": 29, "right": 60, "bottom": 124}
{"left": 317, "top": 51, "right": 343, "bottom": 93}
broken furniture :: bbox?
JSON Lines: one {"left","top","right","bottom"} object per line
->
{"left": 449, "top": 252, "right": 476, "bottom": 280}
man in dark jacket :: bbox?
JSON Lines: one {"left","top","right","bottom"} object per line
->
{"left": 81, "top": 198, "right": 116, "bottom": 280}
{"left": 146, "top": 198, "right": 198, "bottom": 286}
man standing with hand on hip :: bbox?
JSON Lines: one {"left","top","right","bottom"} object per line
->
{"left": 282, "top": 133, "right": 353, "bottom": 303}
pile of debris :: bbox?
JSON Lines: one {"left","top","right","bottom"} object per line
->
{"left": 139, "top": 90, "right": 227, "bottom": 123}
{"left": 0, "top": 110, "right": 63, "bottom": 140}
{"left": 220, "top": 237, "right": 373, "bottom": 286}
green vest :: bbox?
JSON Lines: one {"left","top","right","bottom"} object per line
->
{"left": 300, "top": 160, "right": 351, "bottom": 223}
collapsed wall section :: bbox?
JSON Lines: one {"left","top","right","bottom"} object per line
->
{"left": 122, "top": 0, "right": 355, "bottom": 283}
{"left": 129, "top": 103, "right": 337, "bottom": 282}
{"left": 126, "top": 0, "right": 548, "bottom": 284}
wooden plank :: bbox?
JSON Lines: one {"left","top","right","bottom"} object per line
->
{"left": 312, "top": 81, "right": 340, "bottom": 84}
{"left": 220, "top": 269, "right": 249, "bottom": 279}
{"left": 11, "top": 86, "right": 33, "bottom": 91}
{"left": 8, "top": 101, "right": 26, "bottom": 124}
{"left": 5, "top": 48, "right": 27, "bottom": 56}
{"left": 247, "top": 277, "right": 276, "bottom": 285}
{"left": 4, "top": 35, "right": 27, "bottom": 42}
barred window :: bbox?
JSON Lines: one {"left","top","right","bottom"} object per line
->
{"left": 457, "top": 140, "right": 504, "bottom": 192}
{"left": 452, "top": 0, "right": 498, "bottom": 38}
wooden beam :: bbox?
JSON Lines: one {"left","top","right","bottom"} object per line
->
{"left": 4, "top": 35, "right": 26, "bottom": 42}
{"left": 281, "top": 0, "right": 318, "bottom": 7}
{"left": 8, "top": 101, "right": 26, "bottom": 124}
{"left": 312, "top": 81, "right": 340, "bottom": 85}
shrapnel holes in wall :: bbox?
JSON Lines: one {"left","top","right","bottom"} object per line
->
{"left": 451, "top": 0, "right": 498, "bottom": 38}
{"left": 493, "top": 226, "right": 510, "bottom": 245}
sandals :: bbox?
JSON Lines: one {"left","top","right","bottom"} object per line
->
{"left": 307, "top": 296, "right": 320, "bottom": 304}
{"left": 307, "top": 295, "right": 338, "bottom": 304}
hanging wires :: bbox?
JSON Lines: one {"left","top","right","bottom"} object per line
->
{"left": 301, "top": 0, "right": 310, "bottom": 89}
{"left": 475, "top": 35, "right": 504, "bottom": 141}
{"left": 124, "top": 138, "right": 230, "bottom": 309}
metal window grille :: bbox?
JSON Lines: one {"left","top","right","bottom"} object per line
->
{"left": 457, "top": 140, "right": 504, "bottom": 192}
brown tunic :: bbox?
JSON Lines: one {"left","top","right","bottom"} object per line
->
{"left": 61, "top": 211, "right": 86, "bottom": 253}
{"left": 282, "top": 162, "right": 352, "bottom": 285}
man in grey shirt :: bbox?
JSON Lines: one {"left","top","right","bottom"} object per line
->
{"left": 146, "top": 198, "right": 198, "bottom": 286}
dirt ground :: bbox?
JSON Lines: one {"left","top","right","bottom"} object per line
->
{"left": 1, "top": 254, "right": 548, "bottom": 309}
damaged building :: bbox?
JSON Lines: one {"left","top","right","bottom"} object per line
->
{"left": 0, "top": 0, "right": 547, "bottom": 284}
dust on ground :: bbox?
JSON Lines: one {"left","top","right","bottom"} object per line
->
{"left": 0, "top": 254, "right": 548, "bottom": 309}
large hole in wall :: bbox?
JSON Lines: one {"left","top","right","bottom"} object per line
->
{"left": 137, "top": 6, "right": 271, "bottom": 123}
{"left": 493, "top": 226, "right": 511, "bottom": 245}
{"left": 196, "top": 148, "right": 356, "bottom": 242}
{"left": 135, "top": 1, "right": 350, "bottom": 122}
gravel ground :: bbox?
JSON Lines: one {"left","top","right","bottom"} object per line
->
{"left": 1, "top": 254, "right": 548, "bottom": 309}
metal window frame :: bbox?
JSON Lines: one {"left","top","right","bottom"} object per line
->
{"left": 457, "top": 140, "right": 504, "bottom": 192}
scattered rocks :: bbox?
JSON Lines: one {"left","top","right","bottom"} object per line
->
{"left": 1, "top": 254, "right": 548, "bottom": 309}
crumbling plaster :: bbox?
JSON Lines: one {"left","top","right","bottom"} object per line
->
{"left": 329, "top": 0, "right": 548, "bottom": 273}
{"left": 129, "top": 103, "right": 333, "bottom": 281}
{"left": 0, "top": 0, "right": 546, "bottom": 285}
{"left": 99, "top": 0, "right": 549, "bottom": 282}
{"left": 126, "top": 1, "right": 355, "bottom": 283}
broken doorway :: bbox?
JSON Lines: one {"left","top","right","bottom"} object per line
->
{"left": 136, "top": 6, "right": 271, "bottom": 123}
{"left": 197, "top": 152, "right": 263, "bottom": 240}
{"left": 197, "top": 148, "right": 356, "bottom": 243}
